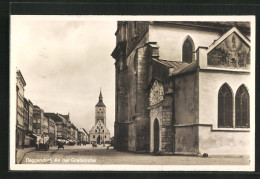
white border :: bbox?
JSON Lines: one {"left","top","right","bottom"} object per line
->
{"left": 10, "top": 15, "right": 255, "bottom": 171}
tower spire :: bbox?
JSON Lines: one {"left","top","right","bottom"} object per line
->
{"left": 99, "top": 87, "right": 103, "bottom": 102}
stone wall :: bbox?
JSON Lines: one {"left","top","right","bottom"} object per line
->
{"left": 149, "top": 24, "right": 221, "bottom": 61}
{"left": 199, "top": 70, "right": 251, "bottom": 128}
{"left": 174, "top": 125, "right": 199, "bottom": 154}
{"left": 114, "top": 122, "right": 128, "bottom": 150}
{"left": 126, "top": 21, "right": 149, "bottom": 55}
{"left": 198, "top": 125, "right": 250, "bottom": 155}
{"left": 134, "top": 46, "right": 150, "bottom": 151}
{"left": 161, "top": 95, "right": 173, "bottom": 153}
{"left": 128, "top": 122, "right": 136, "bottom": 151}
{"left": 174, "top": 72, "right": 199, "bottom": 125}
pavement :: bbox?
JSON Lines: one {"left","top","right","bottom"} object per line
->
{"left": 16, "top": 147, "right": 35, "bottom": 164}
{"left": 18, "top": 144, "right": 250, "bottom": 165}
{"left": 16, "top": 146, "right": 58, "bottom": 164}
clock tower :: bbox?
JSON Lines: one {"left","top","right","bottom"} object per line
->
{"left": 95, "top": 89, "right": 106, "bottom": 125}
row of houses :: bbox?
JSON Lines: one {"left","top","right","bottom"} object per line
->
{"left": 16, "top": 69, "right": 89, "bottom": 148}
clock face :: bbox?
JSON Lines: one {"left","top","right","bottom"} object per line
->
{"left": 99, "top": 108, "right": 102, "bottom": 111}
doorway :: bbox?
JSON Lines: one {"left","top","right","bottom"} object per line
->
{"left": 97, "top": 135, "right": 100, "bottom": 144}
{"left": 154, "top": 119, "right": 159, "bottom": 153}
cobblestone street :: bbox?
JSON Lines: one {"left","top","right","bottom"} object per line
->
{"left": 19, "top": 144, "right": 250, "bottom": 165}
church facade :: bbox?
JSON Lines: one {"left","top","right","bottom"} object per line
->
{"left": 111, "top": 21, "right": 252, "bottom": 155}
{"left": 89, "top": 91, "right": 110, "bottom": 144}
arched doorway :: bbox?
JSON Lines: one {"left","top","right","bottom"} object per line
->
{"left": 154, "top": 119, "right": 159, "bottom": 153}
{"left": 97, "top": 135, "right": 100, "bottom": 144}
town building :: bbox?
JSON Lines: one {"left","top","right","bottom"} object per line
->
{"left": 112, "top": 21, "right": 251, "bottom": 155}
{"left": 28, "top": 100, "right": 34, "bottom": 134}
{"left": 33, "top": 105, "right": 48, "bottom": 135}
{"left": 45, "top": 113, "right": 67, "bottom": 140}
{"left": 23, "top": 98, "right": 34, "bottom": 146}
{"left": 16, "top": 70, "right": 26, "bottom": 148}
{"left": 61, "top": 113, "right": 71, "bottom": 140}
{"left": 89, "top": 91, "right": 110, "bottom": 144}
{"left": 46, "top": 115, "right": 56, "bottom": 146}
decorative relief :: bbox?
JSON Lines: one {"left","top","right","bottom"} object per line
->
{"left": 149, "top": 80, "right": 164, "bottom": 106}
{"left": 150, "top": 106, "right": 162, "bottom": 123}
{"left": 207, "top": 32, "right": 250, "bottom": 69}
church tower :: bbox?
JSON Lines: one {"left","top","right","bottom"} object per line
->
{"left": 95, "top": 89, "right": 106, "bottom": 125}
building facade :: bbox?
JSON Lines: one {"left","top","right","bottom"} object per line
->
{"left": 112, "top": 21, "right": 252, "bottom": 155}
{"left": 47, "top": 116, "right": 56, "bottom": 146}
{"left": 33, "top": 105, "right": 48, "bottom": 135}
{"left": 45, "top": 113, "right": 66, "bottom": 140}
{"left": 89, "top": 91, "right": 110, "bottom": 144}
{"left": 16, "top": 70, "right": 26, "bottom": 148}
{"left": 23, "top": 98, "right": 35, "bottom": 146}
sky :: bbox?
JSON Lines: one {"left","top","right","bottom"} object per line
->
{"left": 11, "top": 16, "right": 117, "bottom": 136}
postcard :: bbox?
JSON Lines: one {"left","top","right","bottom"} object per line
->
{"left": 10, "top": 15, "right": 255, "bottom": 171}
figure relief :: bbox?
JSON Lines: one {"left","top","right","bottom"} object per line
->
{"left": 207, "top": 32, "right": 250, "bottom": 69}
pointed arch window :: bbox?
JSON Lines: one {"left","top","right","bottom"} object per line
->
{"left": 235, "top": 85, "right": 250, "bottom": 128}
{"left": 218, "top": 83, "right": 233, "bottom": 128}
{"left": 182, "top": 36, "right": 194, "bottom": 63}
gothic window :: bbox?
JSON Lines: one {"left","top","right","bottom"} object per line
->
{"left": 182, "top": 36, "right": 194, "bottom": 63}
{"left": 235, "top": 85, "right": 250, "bottom": 128}
{"left": 218, "top": 83, "right": 233, "bottom": 128}
{"left": 93, "top": 135, "right": 95, "bottom": 138}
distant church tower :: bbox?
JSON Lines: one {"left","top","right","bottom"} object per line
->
{"left": 95, "top": 89, "right": 106, "bottom": 126}
{"left": 89, "top": 89, "right": 110, "bottom": 144}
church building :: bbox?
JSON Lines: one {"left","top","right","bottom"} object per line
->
{"left": 89, "top": 90, "right": 110, "bottom": 144}
{"left": 111, "top": 21, "right": 252, "bottom": 155}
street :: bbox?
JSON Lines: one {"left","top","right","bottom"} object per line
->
{"left": 19, "top": 144, "right": 250, "bottom": 165}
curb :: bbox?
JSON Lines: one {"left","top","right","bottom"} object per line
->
{"left": 17, "top": 148, "right": 35, "bottom": 164}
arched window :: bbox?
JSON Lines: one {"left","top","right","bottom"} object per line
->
{"left": 218, "top": 83, "right": 233, "bottom": 128}
{"left": 182, "top": 36, "right": 194, "bottom": 63}
{"left": 235, "top": 85, "right": 250, "bottom": 128}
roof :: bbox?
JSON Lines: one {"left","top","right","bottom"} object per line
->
{"left": 153, "top": 58, "right": 186, "bottom": 70}
{"left": 60, "top": 114, "right": 70, "bottom": 120}
{"left": 96, "top": 90, "right": 106, "bottom": 107}
{"left": 33, "top": 105, "right": 41, "bottom": 109}
{"left": 96, "top": 101, "right": 106, "bottom": 107}
{"left": 152, "top": 58, "right": 198, "bottom": 77}
{"left": 16, "top": 70, "right": 26, "bottom": 86}
{"left": 151, "top": 21, "right": 250, "bottom": 35}
{"left": 172, "top": 60, "right": 198, "bottom": 76}
{"left": 207, "top": 27, "right": 250, "bottom": 53}
{"left": 44, "top": 113, "right": 62, "bottom": 122}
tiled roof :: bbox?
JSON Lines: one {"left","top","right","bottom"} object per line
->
{"left": 152, "top": 58, "right": 198, "bottom": 76}
{"left": 172, "top": 60, "right": 198, "bottom": 76}
{"left": 153, "top": 58, "right": 186, "bottom": 70}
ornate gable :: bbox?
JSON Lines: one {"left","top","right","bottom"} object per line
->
{"left": 207, "top": 27, "right": 250, "bottom": 69}
{"left": 89, "top": 120, "right": 110, "bottom": 134}
{"left": 149, "top": 80, "right": 164, "bottom": 106}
